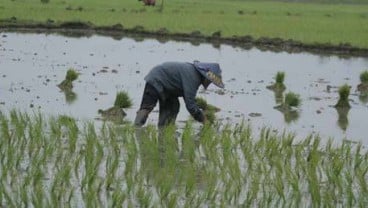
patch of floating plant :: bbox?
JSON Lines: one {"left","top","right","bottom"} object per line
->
{"left": 98, "top": 91, "right": 132, "bottom": 123}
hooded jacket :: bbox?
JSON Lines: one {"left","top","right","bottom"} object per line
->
{"left": 144, "top": 62, "right": 204, "bottom": 122}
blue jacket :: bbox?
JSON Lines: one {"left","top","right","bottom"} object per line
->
{"left": 144, "top": 62, "right": 204, "bottom": 122}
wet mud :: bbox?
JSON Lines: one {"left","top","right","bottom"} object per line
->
{"left": 1, "top": 19, "right": 368, "bottom": 57}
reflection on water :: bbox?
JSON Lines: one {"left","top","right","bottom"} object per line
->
{"left": 336, "top": 107, "right": 350, "bottom": 131}
{"left": 272, "top": 89, "right": 284, "bottom": 105}
{"left": 284, "top": 110, "right": 300, "bottom": 124}
{"left": 1, "top": 32, "right": 368, "bottom": 144}
{"left": 64, "top": 89, "right": 77, "bottom": 104}
{"left": 359, "top": 93, "right": 368, "bottom": 104}
{"left": 274, "top": 106, "right": 300, "bottom": 124}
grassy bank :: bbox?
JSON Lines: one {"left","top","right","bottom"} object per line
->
{"left": 0, "top": 0, "right": 367, "bottom": 48}
{"left": 0, "top": 110, "right": 367, "bottom": 206}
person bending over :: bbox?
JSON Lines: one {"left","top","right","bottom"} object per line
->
{"left": 134, "top": 61, "right": 224, "bottom": 127}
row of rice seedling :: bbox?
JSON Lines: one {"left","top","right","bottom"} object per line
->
{"left": 0, "top": 110, "right": 367, "bottom": 206}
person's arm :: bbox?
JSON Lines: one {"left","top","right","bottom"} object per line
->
{"left": 183, "top": 85, "right": 205, "bottom": 122}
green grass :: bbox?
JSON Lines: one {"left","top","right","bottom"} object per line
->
{"left": 0, "top": 0, "right": 368, "bottom": 48}
{"left": 0, "top": 110, "right": 367, "bottom": 206}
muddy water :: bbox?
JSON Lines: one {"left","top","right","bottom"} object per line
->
{"left": 1, "top": 32, "right": 368, "bottom": 145}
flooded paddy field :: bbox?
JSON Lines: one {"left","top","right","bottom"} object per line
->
{"left": 1, "top": 32, "right": 368, "bottom": 145}
{"left": 1, "top": 32, "right": 368, "bottom": 207}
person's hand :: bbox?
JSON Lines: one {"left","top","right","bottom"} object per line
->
{"left": 202, "top": 114, "right": 207, "bottom": 124}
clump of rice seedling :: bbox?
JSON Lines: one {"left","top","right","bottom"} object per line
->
{"left": 204, "top": 110, "right": 216, "bottom": 124}
{"left": 274, "top": 92, "right": 301, "bottom": 123}
{"left": 195, "top": 97, "right": 220, "bottom": 112}
{"left": 267, "top": 71, "right": 286, "bottom": 91}
{"left": 41, "top": 0, "right": 50, "bottom": 4}
{"left": 285, "top": 92, "right": 301, "bottom": 108}
{"left": 360, "top": 70, "right": 368, "bottom": 83}
{"left": 276, "top": 71, "right": 285, "bottom": 85}
{"left": 58, "top": 68, "right": 79, "bottom": 91}
{"left": 357, "top": 70, "right": 368, "bottom": 92}
{"left": 98, "top": 91, "right": 132, "bottom": 123}
{"left": 114, "top": 91, "right": 132, "bottom": 108}
{"left": 275, "top": 92, "right": 301, "bottom": 110}
{"left": 335, "top": 84, "right": 351, "bottom": 108}
{"left": 195, "top": 97, "right": 220, "bottom": 124}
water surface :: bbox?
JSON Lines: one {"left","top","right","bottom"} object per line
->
{"left": 1, "top": 32, "right": 367, "bottom": 145}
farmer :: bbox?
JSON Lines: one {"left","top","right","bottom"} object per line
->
{"left": 134, "top": 61, "right": 224, "bottom": 127}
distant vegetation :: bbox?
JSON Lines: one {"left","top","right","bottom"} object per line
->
{"left": 0, "top": 0, "right": 367, "bottom": 48}
{"left": 236, "top": 0, "right": 368, "bottom": 3}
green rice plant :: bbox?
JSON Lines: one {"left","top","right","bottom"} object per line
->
{"left": 359, "top": 70, "right": 368, "bottom": 83}
{"left": 195, "top": 97, "right": 220, "bottom": 124}
{"left": 105, "top": 154, "right": 119, "bottom": 190}
{"left": 114, "top": 91, "right": 132, "bottom": 108}
{"left": 335, "top": 84, "right": 351, "bottom": 108}
{"left": 167, "top": 193, "right": 178, "bottom": 208}
{"left": 267, "top": 71, "right": 286, "bottom": 91}
{"left": 284, "top": 92, "right": 301, "bottom": 108}
{"left": 58, "top": 68, "right": 79, "bottom": 90}
{"left": 344, "top": 171, "right": 354, "bottom": 207}
{"left": 276, "top": 71, "right": 285, "bottom": 85}
{"left": 111, "top": 184, "right": 126, "bottom": 207}
{"left": 65, "top": 69, "right": 78, "bottom": 82}
{"left": 136, "top": 185, "right": 152, "bottom": 208}
{"left": 181, "top": 121, "right": 196, "bottom": 163}
{"left": 244, "top": 172, "right": 260, "bottom": 207}
{"left": 2, "top": 110, "right": 368, "bottom": 206}
{"left": 99, "top": 91, "right": 131, "bottom": 123}
{"left": 357, "top": 71, "right": 368, "bottom": 95}
{"left": 195, "top": 97, "right": 221, "bottom": 112}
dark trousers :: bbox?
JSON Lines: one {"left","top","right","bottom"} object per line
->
{"left": 138, "top": 83, "right": 180, "bottom": 127}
